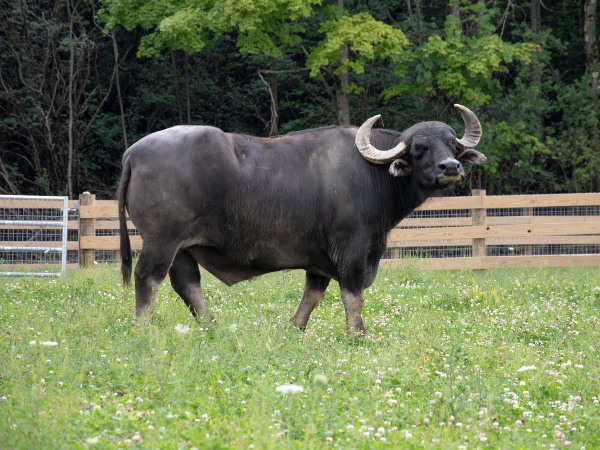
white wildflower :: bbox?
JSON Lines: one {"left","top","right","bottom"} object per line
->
{"left": 313, "top": 374, "right": 328, "bottom": 387}
{"left": 276, "top": 384, "right": 304, "bottom": 395}
{"left": 174, "top": 324, "right": 190, "bottom": 335}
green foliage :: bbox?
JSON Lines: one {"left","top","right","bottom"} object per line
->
{"left": 476, "top": 28, "right": 599, "bottom": 194}
{"left": 101, "top": 0, "right": 322, "bottom": 57}
{"left": 550, "top": 77, "right": 600, "bottom": 192}
{"left": 384, "top": 6, "right": 539, "bottom": 106}
{"left": 216, "top": 0, "right": 319, "bottom": 55}
{"left": 306, "top": 11, "right": 409, "bottom": 76}
{"left": 481, "top": 119, "right": 557, "bottom": 193}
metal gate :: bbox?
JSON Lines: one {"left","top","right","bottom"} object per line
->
{"left": 0, "top": 195, "right": 69, "bottom": 276}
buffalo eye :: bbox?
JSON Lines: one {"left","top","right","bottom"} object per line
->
{"left": 412, "top": 143, "right": 426, "bottom": 159}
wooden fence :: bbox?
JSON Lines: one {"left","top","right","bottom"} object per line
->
{"left": 381, "top": 190, "right": 600, "bottom": 270}
{"left": 2, "top": 191, "right": 599, "bottom": 272}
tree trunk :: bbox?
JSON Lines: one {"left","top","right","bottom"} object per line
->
{"left": 449, "top": 2, "right": 460, "bottom": 21}
{"left": 583, "top": 0, "right": 599, "bottom": 189}
{"left": 335, "top": 0, "right": 351, "bottom": 126}
{"left": 335, "top": 49, "right": 351, "bottom": 126}
{"left": 530, "top": 0, "right": 541, "bottom": 34}
{"left": 476, "top": 0, "right": 484, "bottom": 34}
{"left": 184, "top": 52, "right": 191, "bottom": 124}
{"left": 530, "top": 0, "right": 543, "bottom": 138}
{"left": 112, "top": 32, "right": 128, "bottom": 150}
{"left": 584, "top": 0, "right": 598, "bottom": 99}
{"left": 67, "top": 0, "right": 74, "bottom": 199}
{"left": 334, "top": 78, "right": 349, "bottom": 125}
{"left": 448, "top": 0, "right": 461, "bottom": 33}
{"left": 270, "top": 57, "right": 279, "bottom": 136}
{"left": 171, "top": 51, "right": 183, "bottom": 124}
{"left": 0, "top": 155, "right": 19, "bottom": 194}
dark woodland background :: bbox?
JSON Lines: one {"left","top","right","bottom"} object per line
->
{"left": 1, "top": 0, "right": 598, "bottom": 199}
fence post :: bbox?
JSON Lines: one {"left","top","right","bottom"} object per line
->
{"left": 471, "top": 189, "right": 486, "bottom": 263}
{"left": 79, "top": 192, "right": 96, "bottom": 268}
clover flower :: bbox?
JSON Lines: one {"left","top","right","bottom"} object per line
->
{"left": 313, "top": 374, "right": 328, "bottom": 387}
{"left": 276, "top": 384, "right": 304, "bottom": 395}
{"left": 174, "top": 324, "right": 190, "bottom": 335}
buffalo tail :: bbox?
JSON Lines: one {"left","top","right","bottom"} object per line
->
{"left": 118, "top": 154, "right": 132, "bottom": 287}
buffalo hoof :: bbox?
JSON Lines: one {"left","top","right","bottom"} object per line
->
{"left": 288, "top": 316, "right": 308, "bottom": 332}
{"left": 136, "top": 315, "right": 153, "bottom": 328}
{"left": 196, "top": 315, "right": 217, "bottom": 328}
{"left": 347, "top": 325, "right": 367, "bottom": 340}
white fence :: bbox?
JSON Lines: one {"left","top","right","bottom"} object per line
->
{"left": 0, "top": 195, "right": 70, "bottom": 276}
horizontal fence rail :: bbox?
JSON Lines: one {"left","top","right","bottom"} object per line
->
{"left": 1, "top": 191, "right": 599, "bottom": 273}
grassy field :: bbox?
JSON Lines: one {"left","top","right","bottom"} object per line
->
{"left": 1, "top": 264, "right": 600, "bottom": 449}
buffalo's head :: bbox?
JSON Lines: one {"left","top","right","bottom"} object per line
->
{"left": 355, "top": 105, "right": 486, "bottom": 191}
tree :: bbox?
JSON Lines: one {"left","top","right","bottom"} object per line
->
{"left": 1, "top": 0, "right": 598, "bottom": 196}
{"left": 305, "top": 4, "right": 408, "bottom": 125}
{"left": 100, "top": 0, "right": 321, "bottom": 132}
{"left": 0, "top": 0, "right": 116, "bottom": 197}
{"left": 384, "top": 3, "right": 539, "bottom": 107}
{"left": 101, "top": 0, "right": 409, "bottom": 127}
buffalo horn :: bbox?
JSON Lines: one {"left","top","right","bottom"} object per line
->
{"left": 355, "top": 115, "right": 408, "bottom": 164}
{"left": 454, "top": 104, "right": 482, "bottom": 148}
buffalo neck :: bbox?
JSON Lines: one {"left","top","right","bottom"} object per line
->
{"left": 378, "top": 167, "right": 429, "bottom": 232}
{"left": 364, "top": 131, "right": 431, "bottom": 233}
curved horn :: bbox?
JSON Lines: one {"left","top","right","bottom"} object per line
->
{"left": 355, "top": 115, "right": 408, "bottom": 164}
{"left": 454, "top": 104, "right": 482, "bottom": 148}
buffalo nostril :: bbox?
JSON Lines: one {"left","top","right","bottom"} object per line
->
{"left": 439, "top": 160, "right": 461, "bottom": 175}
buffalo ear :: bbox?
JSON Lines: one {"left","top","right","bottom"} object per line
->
{"left": 457, "top": 149, "right": 487, "bottom": 167}
{"left": 389, "top": 158, "right": 412, "bottom": 177}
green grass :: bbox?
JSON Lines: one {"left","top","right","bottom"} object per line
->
{"left": 1, "top": 265, "right": 600, "bottom": 449}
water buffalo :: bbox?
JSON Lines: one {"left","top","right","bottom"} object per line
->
{"left": 118, "top": 104, "right": 485, "bottom": 335}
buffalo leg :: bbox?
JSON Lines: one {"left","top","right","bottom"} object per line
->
{"left": 134, "top": 242, "right": 178, "bottom": 319}
{"left": 340, "top": 289, "right": 366, "bottom": 336}
{"left": 168, "top": 249, "right": 212, "bottom": 321}
{"left": 289, "top": 272, "right": 330, "bottom": 329}
{"left": 338, "top": 257, "right": 368, "bottom": 336}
